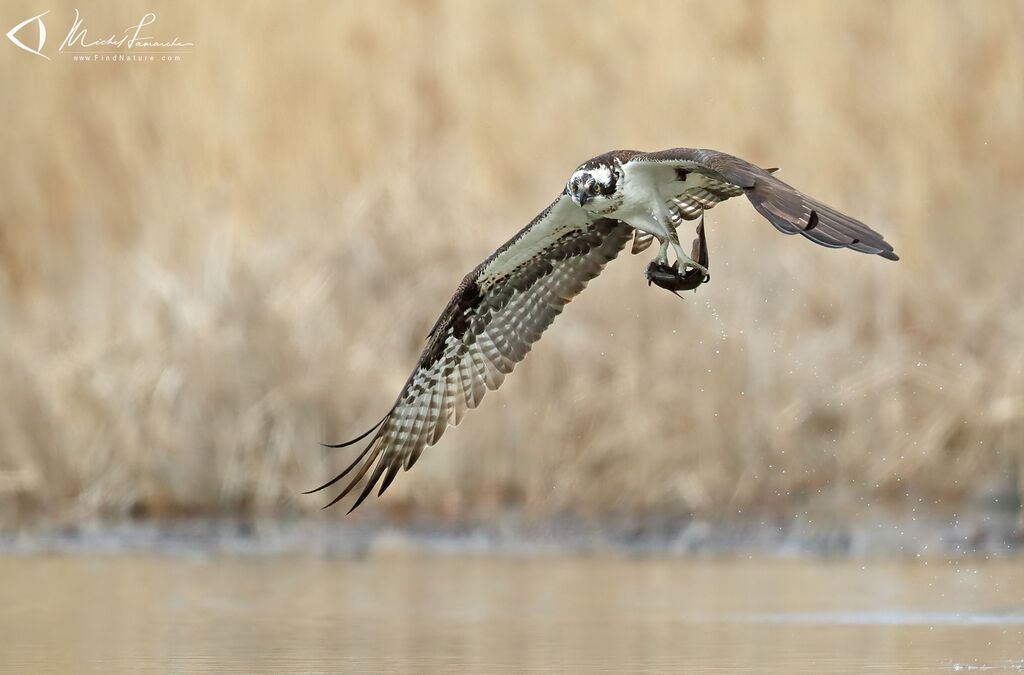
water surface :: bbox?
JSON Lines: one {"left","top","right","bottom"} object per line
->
{"left": 1, "top": 555, "right": 1022, "bottom": 673}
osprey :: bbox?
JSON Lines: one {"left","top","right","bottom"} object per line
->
{"left": 309, "top": 147, "right": 898, "bottom": 511}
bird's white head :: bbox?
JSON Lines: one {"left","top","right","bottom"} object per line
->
{"left": 566, "top": 162, "right": 620, "bottom": 214}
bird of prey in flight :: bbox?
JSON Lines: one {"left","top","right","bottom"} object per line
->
{"left": 308, "top": 147, "right": 898, "bottom": 511}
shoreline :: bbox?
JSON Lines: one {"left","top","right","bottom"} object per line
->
{"left": 2, "top": 509, "right": 1021, "bottom": 559}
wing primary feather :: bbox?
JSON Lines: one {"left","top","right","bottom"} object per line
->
{"left": 304, "top": 417, "right": 390, "bottom": 494}
{"left": 347, "top": 483, "right": 376, "bottom": 514}
{"left": 320, "top": 486, "right": 353, "bottom": 510}
{"left": 348, "top": 455, "right": 392, "bottom": 513}
{"left": 304, "top": 446, "right": 373, "bottom": 495}
{"left": 405, "top": 441, "right": 427, "bottom": 471}
{"left": 320, "top": 439, "right": 387, "bottom": 509}
{"left": 377, "top": 461, "right": 402, "bottom": 497}
{"left": 319, "top": 412, "right": 389, "bottom": 449}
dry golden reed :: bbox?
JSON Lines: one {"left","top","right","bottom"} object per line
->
{"left": 1, "top": 0, "right": 1022, "bottom": 527}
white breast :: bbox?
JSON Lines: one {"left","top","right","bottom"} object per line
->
{"left": 611, "top": 162, "right": 686, "bottom": 238}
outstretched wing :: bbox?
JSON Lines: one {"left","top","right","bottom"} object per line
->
{"left": 309, "top": 195, "right": 633, "bottom": 511}
{"left": 628, "top": 148, "right": 898, "bottom": 260}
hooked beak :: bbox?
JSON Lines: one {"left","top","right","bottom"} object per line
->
{"left": 572, "top": 187, "right": 590, "bottom": 207}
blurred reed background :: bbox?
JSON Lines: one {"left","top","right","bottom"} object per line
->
{"left": 1, "top": 0, "right": 1022, "bottom": 531}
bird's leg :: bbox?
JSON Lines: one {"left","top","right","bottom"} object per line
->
{"left": 670, "top": 214, "right": 709, "bottom": 277}
{"left": 651, "top": 202, "right": 709, "bottom": 277}
{"left": 654, "top": 239, "right": 671, "bottom": 265}
{"left": 644, "top": 216, "right": 710, "bottom": 295}
{"left": 652, "top": 229, "right": 709, "bottom": 278}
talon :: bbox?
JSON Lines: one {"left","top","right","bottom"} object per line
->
{"left": 675, "top": 259, "right": 709, "bottom": 277}
{"left": 644, "top": 216, "right": 711, "bottom": 296}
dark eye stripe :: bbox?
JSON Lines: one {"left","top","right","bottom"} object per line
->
{"left": 605, "top": 168, "right": 618, "bottom": 194}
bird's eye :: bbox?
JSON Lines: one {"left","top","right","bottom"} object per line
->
{"left": 593, "top": 184, "right": 602, "bottom": 194}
